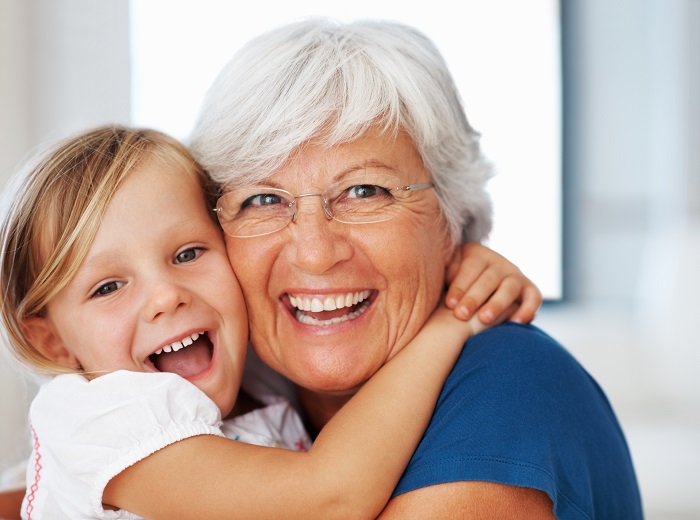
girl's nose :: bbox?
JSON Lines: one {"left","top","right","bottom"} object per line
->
{"left": 143, "top": 276, "right": 192, "bottom": 321}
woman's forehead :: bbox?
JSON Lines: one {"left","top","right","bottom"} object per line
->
{"left": 250, "top": 130, "right": 424, "bottom": 188}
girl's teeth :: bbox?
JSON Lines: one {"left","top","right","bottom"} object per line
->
{"left": 153, "top": 331, "right": 205, "bottom": 357}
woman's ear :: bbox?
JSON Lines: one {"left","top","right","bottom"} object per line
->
{"left": 22, "top": 317, "right": 80, "bottom": 369}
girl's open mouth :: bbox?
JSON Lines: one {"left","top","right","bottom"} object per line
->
{"left": 149, "top": 331, "right": 214, "bottom": 378}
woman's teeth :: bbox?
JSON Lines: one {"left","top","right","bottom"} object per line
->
{"left": 289, "top": 290, "right": 372, "bottom": 326}
{"left": 289, "top": 290, "right": 371, "bottom": 312}
{"left": 153, "top": 331, "right": 204, "bottom": 355}
{"left": 296, "top": 300, "right": 370, "bottom": 326}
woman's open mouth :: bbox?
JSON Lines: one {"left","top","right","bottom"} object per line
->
{"left": 287, "top": 290, "right": 373, "bottom": 326}
{"left": 148, "top": 331, "right": 214, "bottom": 378}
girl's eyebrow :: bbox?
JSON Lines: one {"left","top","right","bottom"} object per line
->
{"left": 72, "top": 250, "right": 119, "bottom": 279}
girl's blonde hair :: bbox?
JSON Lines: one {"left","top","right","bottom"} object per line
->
{"left": 0, "top": 125, "right": 214, "bottom": 374}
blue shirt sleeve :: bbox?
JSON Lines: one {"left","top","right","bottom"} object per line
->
{"left": 393, "top": 323, "right": 643, "bottom": 520}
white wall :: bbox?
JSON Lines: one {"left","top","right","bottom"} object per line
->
{"left": 0, "top": 0, "right": 131, "bottom": 179}
{"left": 557, "top": 0, "right": 700, "bottom": 415}
{"left": 0, "top": 0, "right": 698, "bottom": 517}
{"left": 543, "top": 1, "right": 700, "bottom": 518}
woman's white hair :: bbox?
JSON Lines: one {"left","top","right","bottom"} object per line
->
{"left": 189, "top": 17, "right": 493, "bottom": 243}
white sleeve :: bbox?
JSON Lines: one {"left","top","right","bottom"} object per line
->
{"left": 24, "top": 371, "right": 224, "bottom": 519}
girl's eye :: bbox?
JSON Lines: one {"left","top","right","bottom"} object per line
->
{"left": 92, "top": 281, "right": 123, "bottom": 297}
{"left": 175, "top": 247, "right": 204, "bottom": 264}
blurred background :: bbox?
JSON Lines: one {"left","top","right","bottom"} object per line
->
{"left": 0, "top": 1, "right": 698, "bottom": 518}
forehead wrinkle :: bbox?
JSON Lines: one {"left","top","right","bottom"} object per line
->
{"left": 259, "top": 159, "right": 402, "bottom": 192}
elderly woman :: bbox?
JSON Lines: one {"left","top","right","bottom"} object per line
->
{"left": 189, "top": 18, "right": 643, "bottom": 519}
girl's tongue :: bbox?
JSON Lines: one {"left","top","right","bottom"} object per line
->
{"left": 151, "top": 337, "right": 213, "bottom": 378}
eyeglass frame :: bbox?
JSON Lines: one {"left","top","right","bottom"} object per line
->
{"left": 213, "top": 176, "right": 435, "bottom": 238}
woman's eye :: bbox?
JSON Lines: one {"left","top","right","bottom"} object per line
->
{"left": 92, "top": 281, "right": 123, "bottom": 297}
{"left": 175, "top": 247, "right": 203, "bottom": 264}
{"left": 346, "top": 184, "right": 390, "bottom": 199}
{"left": 242, "top": 193, "right": 285, "bottom": 208}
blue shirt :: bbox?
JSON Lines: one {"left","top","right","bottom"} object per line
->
{"left": 393, "top": 323, "right": 643, "bottom": 519}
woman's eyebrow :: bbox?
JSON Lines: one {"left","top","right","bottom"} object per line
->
{"left": 331, "top": 161, "right": 399, "bottom": 181}
{"left": 239, "top": 161, "right": 402, "bottom": 188}
{"left": 229, "top": 178, "right": 287, "bottom": 190}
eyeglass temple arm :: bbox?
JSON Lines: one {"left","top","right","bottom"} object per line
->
{"left": 397, "top": 183, "right": 434, "bottom": 191}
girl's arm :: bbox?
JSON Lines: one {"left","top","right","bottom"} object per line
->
{"left": 0, "top": 489, "right": 23, "bottom": 520}
{"left": 104, "top": 306, "right": 500, "bottom": 520}
{"left": 445, "top": 242, "right": 542, "bottom": 325}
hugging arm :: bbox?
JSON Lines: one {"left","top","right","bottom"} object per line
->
{"left": 0, "top": 489, "right": 23, "bottom": 520}
{"left": 378, "top": 481, "right": 555, "bottom": 519}
{"left": 104, "top": 307, "right": 497, "bottom": 520}
{"left": 445, "top": 242, "right": 542, "bottom": 325}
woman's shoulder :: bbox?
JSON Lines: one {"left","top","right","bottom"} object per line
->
{"left": 400, "top": 322, "right": 643, "bottom": 518}
{"left": 444, "top": 322, "right": 616, "bottom": 424}
{"left": 455, "top": 322, "right": 591, "bottom": 386}
{"left": 467, "top": 321, "right": 567, "bottom": 355}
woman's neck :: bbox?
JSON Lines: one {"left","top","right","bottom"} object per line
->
{"left": 296, "top": 386, "right": 353, "bottom": 438}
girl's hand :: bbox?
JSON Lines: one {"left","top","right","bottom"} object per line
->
{"left": 445, "top": 243, "right": 542, "bottom": 325}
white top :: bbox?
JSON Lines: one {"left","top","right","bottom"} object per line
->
{"left": 21, "top": 370, "right": 311, "bottom": 520}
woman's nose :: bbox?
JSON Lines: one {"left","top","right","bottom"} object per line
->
{"left": 286, "top": 197, "right": 353, "bottom": 274}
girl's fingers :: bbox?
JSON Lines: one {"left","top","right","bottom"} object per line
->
{"left": 507, "top": 284, "right": 543, "bottom": 324}
{"left": 475, "top": 276, "right": 522, "bottom": 324}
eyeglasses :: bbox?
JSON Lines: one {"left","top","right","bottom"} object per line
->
{"left": 214, "top": 172, "right": 434, "bottom": 238}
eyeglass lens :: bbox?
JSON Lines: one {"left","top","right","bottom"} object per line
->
{"left": 216, "top": 173, "right": 433, "bottom": 238}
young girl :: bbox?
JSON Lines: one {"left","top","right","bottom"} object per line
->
{"left": 0, "top": 126, "right": 540, "bottom": 519}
